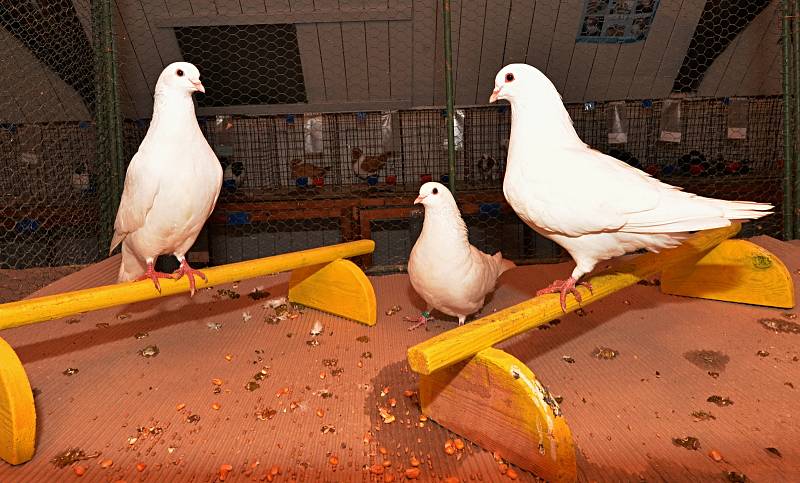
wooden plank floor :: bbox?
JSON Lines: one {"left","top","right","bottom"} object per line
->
{"left": 0, "top": 236, "right": 798, "bottom": 482}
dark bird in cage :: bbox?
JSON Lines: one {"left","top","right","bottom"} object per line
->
{"left": 290, "top": 158, "right": 330, "bottom": 180}
{"left": 677, "top": 150, "right": 706, "bottom": 176}
{"left": 110, "top": 62, "right": 222, "bottom": 296}
{"left": 351, "top": 147, "right": 391, "bottom": 180}
{"left": 221, "top": 160, "right": 245, "bottom": 193}
{"left": 71, "top": 164, "right": 92, "bottom": 193}
{"left": 477, "top": 154, "right": 498, "bottom": 183}
{"left": 606, "top": 148, "right": 642, "bottom": 169}
{"left": 725, "top": 158, "right": 751, "bottom": 175}
{"left": 490, "top": 63, "right": 772, "bottom": 312}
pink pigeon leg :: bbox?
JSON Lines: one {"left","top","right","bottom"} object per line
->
{"left": 173, "top": 258, "right": 208, "bottom": 296}
{"left": 536, "top": 277, "right": 593, "bottom": 312}
{"left": 405, "top": 310, "right": 432, "bottom": 331}
{"left": 135, "top": 261, "right": 175, "bottom": 293}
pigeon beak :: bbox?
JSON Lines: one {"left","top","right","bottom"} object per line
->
{"left": 192, "top": 80, "right": 205, "bottom": 93}
{"left": 413, "top": 195, "right": 426, "bottom": 204}
{"left": 489, "top": 86, "right": 501, "bottom": 103}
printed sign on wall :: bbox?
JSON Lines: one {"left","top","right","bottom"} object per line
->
{"left": 577, "top": 0, "right": 660, "bottom": 43}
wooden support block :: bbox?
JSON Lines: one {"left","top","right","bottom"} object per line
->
{"left": 408, "top": 224, "right": 741, "bottom": 376}
{"left": 0, "top": 337, "right": 35, "bottom": 465}
{"left": 661, "top": 239, "right": 795, "bottom": 308}
{"left": 420, "top": 348, "right": 576, "bottom": 483}
{"left": 288, "top": 259, "right": 377, "bottom": 325}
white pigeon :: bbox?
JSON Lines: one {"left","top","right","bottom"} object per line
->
{"left": 489, "top": 63, "right": 772, "bottom": 311}
{"left": 406, "top": 182, "right": 516, "bottom": 330}
{"left": 110, "top": 62, "right": 223, "bottom": 295}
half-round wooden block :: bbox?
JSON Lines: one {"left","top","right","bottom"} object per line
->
{"left": 419, "top": 348, "right": 577, "bottom": 483}
{"left": 288, "top": 258, "right": 377, "bottom": 325}
{"left": 0, "top": 337, "right": 36, "bottom": 465}
{"left": 661, "top": 239, "right": 795, "bottom": 308}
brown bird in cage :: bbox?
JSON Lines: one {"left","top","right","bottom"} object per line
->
{"left": 351, "top": 147, "right": 391, "bottom": 179}
{"left": 290, "top": 158, "right": 329, "bottom": 179}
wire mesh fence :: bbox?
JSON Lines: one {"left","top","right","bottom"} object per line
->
{"left": 0, "top": 0, "right": 791, "bottom": 285}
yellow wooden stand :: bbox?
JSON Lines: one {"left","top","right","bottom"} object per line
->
{"left": 408, "top": 224, "right": 794, "bottom": 482}
{"left": 0, "top": 240, "right": 377, "bottom": 465}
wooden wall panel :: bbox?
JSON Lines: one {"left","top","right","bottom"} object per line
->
{"left": 650, "top": 0, "right": 706, "bottom": 97}
{"left": 476, "top": 0, "right": 512, "bottom": 105}
{"left": 627, "top": 0, "right": 685, "bottom": 99}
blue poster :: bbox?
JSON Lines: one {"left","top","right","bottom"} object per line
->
{"left": 577, "top": 0, "right": 660, "bottom": 43}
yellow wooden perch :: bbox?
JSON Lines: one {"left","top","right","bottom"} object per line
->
{"left": 0, "top": 240, "right": 377, "bottom": 465}
{"left": 408, "top": 223, "right": 794, "bottom": 483}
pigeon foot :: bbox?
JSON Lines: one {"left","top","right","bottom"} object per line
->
{"left": 136, "top": 262, "right": 175, "bottom": 293}
{"left": 536, "top": 277, "right": 593, "bottom": 312}
{"left": 173, "top": 259, "right": 208, "bottom": 296}
{"left": 405, "top": 311, "right": 432, "bottom": 331}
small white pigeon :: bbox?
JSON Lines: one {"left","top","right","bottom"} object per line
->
{"left": 406, "top": 182, "right": 516, "bottom": 330}
{"left": 490, "top": 63, "right": 773, "bottom": 311}
{"left": 110, "top": 62, "right": 223, "bottom": 295}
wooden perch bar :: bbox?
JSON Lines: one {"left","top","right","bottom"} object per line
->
{"left": 407, "top": 224, "right": 742, "bottom": 376}
{"left": 0, "top": 240, "right": 375, "bottom": 331}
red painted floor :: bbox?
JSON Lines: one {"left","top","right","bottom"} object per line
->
{"left": 1, "top": 236, "right": 798, "bottom": 482}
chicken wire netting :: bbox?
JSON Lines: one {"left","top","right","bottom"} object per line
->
{"left": 0, "top": 0, "right": 121, "bottom": 280}
{"left": 0, "top": 0, "right": 791, "bottom": 286}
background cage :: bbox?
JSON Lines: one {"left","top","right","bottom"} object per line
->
{"left": 0, "top": 0, "right": 796, "bottom": 279}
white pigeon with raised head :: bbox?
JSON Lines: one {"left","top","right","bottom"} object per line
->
{"left": 406, "top": 182, "right": 516, "bottom": 329}
{"left": 110, "top": 61, "right": 223, "bottom": 295}
{"left": 490, "top": 63, "right": 773, "bottom": 311}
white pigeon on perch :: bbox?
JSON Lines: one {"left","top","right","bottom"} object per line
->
{"left": 110, "top": 62, "right": 222, "bottom": 296}
{"left": 489, "top": 63, "right": 773, "bottom": 312}
{"left": 406, "top": 182, "right": 516, "bottom": 330}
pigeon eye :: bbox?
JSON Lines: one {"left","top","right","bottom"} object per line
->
{"left": 505, "top": 73, "right": 515, "bottom": 82}
{"left": 176, "top": 69, "right": 184, "bottom": 77}
{"left": 432, "top": 187, "right": 438, "bottom": 195}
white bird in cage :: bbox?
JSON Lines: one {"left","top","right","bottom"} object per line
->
{"left": 406, "top": 182, "right": 516, "bottom": 330}
{"left": 110, "top": 62, "right": 222, "bottom": 296}
{"left": 490, "top": 63, "right": 772, "bottom": 312}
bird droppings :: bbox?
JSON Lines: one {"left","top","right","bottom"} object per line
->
{"left": 361, "top": 351, "right": 373, "bottom": 359}
{"left": 708, "top": 449, "right": 723, "bottom": 462}
{"left": 134, "top": 332, "right": 149, "bottom": 339}
{"left": 672, "top": 436, "right": 701, "bottom": 450}
{"left": 575, "top": 308, "right": 588, "bottom": 317}
{"left": 206, "top": 322, "right": 222, "bottom": 330}
{"left": 139, "top": 345, "right": 159, "bottom": 358}
{"left": 684, "top": 350, "right": 730, "bottom": 372}
{"left": 95, "top": 322, "right": 110, "bottom": 329}
{"left": 186, "top": 414, "right": 201, "bottom": 424}
{"left": 310, "top": 320, "right": 323, "bottom": 336}
{"left": 765, "top": 447, "right": 783, "bottom": 458}
{"left": 51, "top": 448, "right": 100, "bottom": 468}
{"left": 562, "top": 355, "right": 576, "bottom": 364}
{"left": 65, "top": 318, "right": 80, "bottom": 324}
{"left": 637, "top": 278, "right": 661, "bottom": 286}
{"left": 321, "top": 424, "right": 336, "bottom": 434}
{"left": 62, "top": 368, "right": 79, "bottom": 376}
{"left": 385, "top": 305, "right": 402, "bottom": 316}
{"left": 592, "top": 347, "right": 618, "bottom": 360}
{"left": 726, "top": 471, "right": 748, "bottom": 482}
{"left": 248, "top": 288, "right": 269, "bottom": 300}
{"left": 785, "top": 381, "right": 795, "bottom": 389}
{"left": 242, "top": 311, "right": 252, "bottom": 322}
{"left": 691, "top": 410, "right": 716, "bottom": 422}
{"left": 707, "top": 395, "right": 734, "bottom": 407}
{"left": 708, "top": 371, "right": 720, "bottom": 378}
{"left": 757, "top": 350, "right": 770, "bottom": 357}
{"left": 216, "top": 288, "right": 240, "bottom": 300}
{"left": 356, "top": 335, "right": 370, "bottom": 343}
{"left": 255, "top": 408, "right": 278, "bottom": 420}
{"left": 306, "top": 339, "right": 320, "bottom": 347}
{"left": 758, "top": 318, "right": 800, "bottom": 334}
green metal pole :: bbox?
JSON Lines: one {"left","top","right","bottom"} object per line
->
{"left": 442, "top": 0, "right": 456, "bottom": 196}
{"left": 794, "top": 0, "right": 800, "bottom": 238}
{"left": 782, "top": 0, "right": 794, "bottom": 239}
{"left": 93, "top": 0, "right": 124, "bottom": 256}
